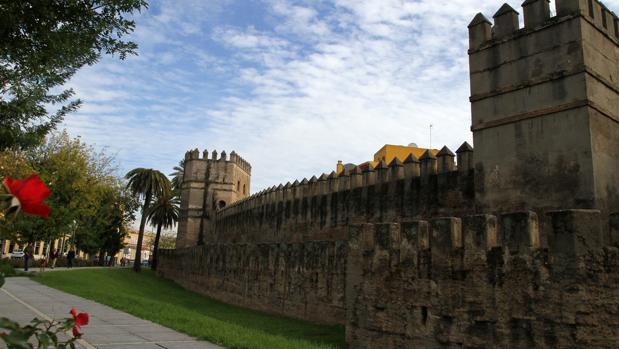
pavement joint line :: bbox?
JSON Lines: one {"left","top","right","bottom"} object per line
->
{"left": 92, "top": 340, "right": 202, "bottom": 346}
{"left": 1, "top": 287, "right": 97, "bottom": 349}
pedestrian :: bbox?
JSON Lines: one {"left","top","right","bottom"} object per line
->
{"left": 67, "top": 247, "right": 76, "bottom": 268}
{"left": 23, "top": 243, "right": 34, "bottom": 272}
{"left": 39, "top": 255, "right": 47, "bottom": 272}
{"left": 51, "top": 248, "right": 60, "bottom": 269}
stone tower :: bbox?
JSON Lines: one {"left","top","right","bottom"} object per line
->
{"left": 176, "top": 149, "right": 251, "bottom": 248}
{"left": 469, "top": 0, "right": 619, "bottom": 213}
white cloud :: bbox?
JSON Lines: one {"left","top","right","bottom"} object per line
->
{"left": 60, "top": 0, "right": 619, "bottom": 192}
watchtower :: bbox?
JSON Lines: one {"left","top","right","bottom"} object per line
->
{"left": 176, "top": 149, "right": 251, "bottom": 248}
{"left": 469, "top": 0, "right": 619, "bottom": 213}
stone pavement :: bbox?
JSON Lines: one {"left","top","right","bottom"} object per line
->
{"left": 0, "top": 277, "right": 225, "bottom": 349}
{"left": 14, "top": 266, "right": 128, "bottom": 274}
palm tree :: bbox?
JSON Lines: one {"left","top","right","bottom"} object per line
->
{"left": 169, "top": 159, "right": 185, "bottom": 192}
{"left": 146, "top": 193, "right": 179, "bottom": 271}
{"left": 125, "top": 168, "right": 170, "bottom": 272}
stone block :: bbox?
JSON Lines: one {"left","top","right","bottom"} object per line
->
{"left": 431, "top": 218, "right": 462, "bottom": 253}
{"left": 548, "top": 209, "right": 602, "bottom": 257}
{"left": 374, "top": 223, "right": 400, "bottom": 251}
{"left": 556, "top": 0, "right": 589, "bottom": 16}
{"left": 610, "top": 212, "right": 619, "bottom": 247}
{"left": 401, "top": 220, "right": 429, "bottom": 251}
{"left": 500, "top": 211, "right": 540, "bottom": 254}
{"left": 523, "top": 0, "right": 551, "bottom": 29}
{"left": 463, "top": 214, "right": 498, "bottom": 252}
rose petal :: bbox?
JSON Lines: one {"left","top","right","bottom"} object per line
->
{"left": 5, "top": 175, "right": 51, "bottom": 218}
{"left": 75, "top": 312, "right": 89, "bottom": 326}
{"left": 72, "top": 326, "right": 82, "bottom": 338}
{"left": 21, "top": 202, "right": 51, "bottom": 219}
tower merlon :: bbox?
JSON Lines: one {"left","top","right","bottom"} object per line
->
{"left": 455, "top": 142, "right": 474, "bottom": 172}
{"left": 420, "top": 149, "right": 438, "bottom": 177}
{"left": 493, "top": 3, "right": 520, "bottom": 39}
{"left": 468, "top": 13, "right": 492, "bottom": 50}
{"left": 522, "top": 0, "right": 551, "bottom": 29}
{"left": 436, "top": 146, "right": 456, "bottom": 173}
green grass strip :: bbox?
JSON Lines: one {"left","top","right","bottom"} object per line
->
{"left": 33, "top": 269, "right": 344, "bottom": 349}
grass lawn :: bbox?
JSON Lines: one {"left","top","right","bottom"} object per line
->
{"left": 33, "top": 268, "right": 344, "bottom": 349}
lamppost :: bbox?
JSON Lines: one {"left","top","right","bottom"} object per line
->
{"left": 71, "top": 219, "right": 78, "bottom": 247}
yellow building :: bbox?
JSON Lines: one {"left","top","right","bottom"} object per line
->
{"left": 337, "top": 144, "right": 439, "bottom": 174}
{"left": 114, "top": 229, "right": 155, "bottom": 264}
{"left": 0, "top": 236, "right": 85, "bottom": 260}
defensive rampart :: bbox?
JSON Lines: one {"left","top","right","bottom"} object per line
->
{"left": 346, "top": 210, "right": 619, "bottom": 348}
{"left": 211, "top": 145, "right": 474, "bottom": 244}
{"left": 158, "top": 0, "right": 619, "bottom": 346}
{"left": 160, "top": 144, "right": 474, "bottom": 324}
{"left": 158, "top": 240, "right": 347, "bottom": 324}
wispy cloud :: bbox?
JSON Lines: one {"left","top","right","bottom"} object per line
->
{"left": 61, "top": 0, "right": 619, "bottom": 191}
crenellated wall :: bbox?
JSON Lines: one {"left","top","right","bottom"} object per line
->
{"left": 469, "top": 0, "right": 619, "bottom": 213}
{"left": 346, "top": 209, "right": 619, "bottom": 348}
{"left": 211, "top": 145, "right": 475, "bottom": 244}
{"left": 159, "top": 0, "right": 619, "bottom": 345}
{"left": 177, "top": 149, "right": 251, "bottom": 248}
{"left": 158, "top": 240, "right": 348, "bottom": 324}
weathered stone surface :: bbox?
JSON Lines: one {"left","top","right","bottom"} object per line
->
{"left": 161, "top": 1, "right": 619, "bottom": 347}
{"left": 346, "top": 212, "right": 619, "bottom": 348}
{"left": 158, "top": 241, "right": 347, "bottom": 324}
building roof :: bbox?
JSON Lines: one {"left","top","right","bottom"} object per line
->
{"left": 337, "top": 144, "right": 439, "bottom": 175}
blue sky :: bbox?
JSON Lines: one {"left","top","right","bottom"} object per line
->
{"left": 61, "top": 0, "right": 619, "bottom": 192}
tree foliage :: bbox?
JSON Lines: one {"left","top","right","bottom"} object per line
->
{"left": 169, "top": 160, "right": 185, "bottom": 192}
{"left": 146, "top": 192, "right": 179, "bottom": 270}
{"left": 0, "top": 131, "right": 138, "bottom": 255}
{"left": 125, "top": 168, "right": 170, "bottom": 272}
{"left": 0, "top": 0, "right": 148, "bottom": 150}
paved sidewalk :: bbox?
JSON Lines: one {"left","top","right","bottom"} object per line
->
{"left": 15, "top": 266, "right": 130, "bottom": 273}
{"left": 0, "top": 277, "right": 224, "bottom": 349}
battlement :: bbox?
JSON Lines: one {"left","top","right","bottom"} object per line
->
{"left": 349, "top": 209, "right": 619, "bottom": 266}
{"left": 468, "top": 0, "right": 619, "bottom": 214}
{"left": 211, "top": 143, "right": 475, "bottom": 243}
{"left": 167, "top": 2, "right": 619, "bottom": 344}
{"left": 176, "top": 148, "right": 252, "bottom": 248}
{"left": 469, "top": 0, "right": 619, "bottom": 50}
{"left": 222, "top": 142, "right": 472, "bottom": 212}
{"left": 183, "top": 148, "right": 251, "bottom": 174}
{"left": 346, "top": 209, "right": 619, "bottom": 347}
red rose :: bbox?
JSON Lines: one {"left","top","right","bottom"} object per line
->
{"left": 70, "top": 308, "right": 89, "bottom": 337}
{"left": 3, "top": 174, "right": 51, "bottom": 218}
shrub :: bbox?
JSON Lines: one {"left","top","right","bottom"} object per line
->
{"left": 2, "top": 257, "right": 97, "bottom": 269}
{"left": 0, "top": 259, "right": 16, "bottom": 276}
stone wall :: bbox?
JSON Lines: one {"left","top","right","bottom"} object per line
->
{"left": 469, "top": 0, "right": 619, "bottom": 214}
{"left": 157, "top": 240, "right": 348, "bottom": 324}
{"left": 346, "top": 210, "right": 619, "bottom": 348}
{"left": 212, "top": 145, "right": 475, "bottom": 244}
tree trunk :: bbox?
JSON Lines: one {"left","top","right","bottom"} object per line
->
{"left": 98, "top": 250, "right": 105, "bottom": 266}
{"left": 133, "top": 191, "right": 151, "bottom": 272}
{"left": 152, "top": 223, "right": 162, "bottom": 271}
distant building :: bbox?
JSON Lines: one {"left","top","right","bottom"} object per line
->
{"left": 114, "top": 229, "right": 155, "bottom": 263}
{"left": 336, "top": 144, "right": 439, "bottom": 174}
{"left": 1, "top": 236, "right": 84, "bottom": 260}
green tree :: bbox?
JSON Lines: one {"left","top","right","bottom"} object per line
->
{"left": 0, "top": 0, "right": 148, "bottom": 150}
{"left": 148, "top": 232, "right": 176, "bottom": 250}
{"left": 146, "top": 193, "right": 179, "bottom": 270}
{"left": 0, "top": 131, "right": 138, "bottom": 256}
{"left": 75, "top": 180, "right": 138, "bottom": 265}
{"left": 1, "top": 132, "right": 101, "bottom": 244}
{"left": 169, "top": 159, "right": 185, "bottom": 192}
{"left": 125, "top": 168, "right": 170, "bottom": 272}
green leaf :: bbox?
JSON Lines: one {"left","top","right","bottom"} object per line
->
{"left": 36, "top": 332, "right": 51, "bottom": 349}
